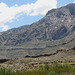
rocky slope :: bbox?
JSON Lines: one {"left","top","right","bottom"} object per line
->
{"left": 0, "top": 3, "right": 75, "bottom": 46}
{"left": 0, "top": 3, "right": 75, "bottom": 59}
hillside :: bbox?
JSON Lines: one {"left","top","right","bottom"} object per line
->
{"left": 0, "top": 46, "right": 75, "bottom": 71}
{"left": 0, "top": 3, "right": 75, "bottom": 59}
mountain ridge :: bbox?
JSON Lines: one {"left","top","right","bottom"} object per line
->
{"left": 0, "top": 3, "right": 75, "bottom": 59}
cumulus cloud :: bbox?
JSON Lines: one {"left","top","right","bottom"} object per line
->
{"left": 30, "top": 0, "right": 57, "bottom": 16}
{"left": 0, "top": 0, "right": 57, "bottom": 31}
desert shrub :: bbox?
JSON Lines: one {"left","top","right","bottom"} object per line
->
{"left": 44, "top": 64, "right": 50, "bottom": 70}
{"left": 0, "top": 67, "right": 14, "bottom": 75}
{"left": 0, "top": 64, "right": 75, "bottom": 75}
{"left": 47, "top": 71, "right": 55, "bottom": 75}
{"left": 39, "top": 65, "right": 44, "bottom": 71}
{"left": 53, "top": 61, "right": 58, "bottom": 67}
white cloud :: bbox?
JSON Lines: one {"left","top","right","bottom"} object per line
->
{"left": 0, "top": 24, "right": 9, "bottom": 31}
{"left": 0, "top": 0, "right": 57, "bottom": 31}
{"left": 2, "top": 25, "right": 9, "bottom": 31}
{"left": 30, "top": 0, "right": 57, "bottom": 16}
{"left": 74, "top": 1, "right": 75, "bottom": 3}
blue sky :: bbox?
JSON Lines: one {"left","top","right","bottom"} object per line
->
{"left": 0, "top": 0, "right": 75, "bottom": 32}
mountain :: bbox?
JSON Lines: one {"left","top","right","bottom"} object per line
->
{"left": 0, "top": 3, "right": 75, "bottom": 46}
{"left": 0, "top": 3, "right": 75, "bottom": 59}
{"left": 0, "top": 25, "right": 29, "bottom": 46}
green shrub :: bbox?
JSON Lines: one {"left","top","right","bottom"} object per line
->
{"left": 0, "top": 64, "right": 75, "bottom": 75}
{"left": 39, "top": 65, "right": 44, "bottom": 71}
{"left": 0, "top": 67, "right": 14, "bottom": 75}
{"left": 44, "top": 64, "right": 50, "bottom": 70}
{"left": 47, "top": 71, "right": 55, "bottom": 75}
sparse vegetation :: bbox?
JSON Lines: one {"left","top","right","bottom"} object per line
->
{"left": 0, "top": 67, "right": 14, "bottom": 75}
{"left": 0, "top": 64, "right": 75, "bottom": 75}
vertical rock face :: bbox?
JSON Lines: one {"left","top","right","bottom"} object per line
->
{"left": 0, "top": 3, "right": 75, "bottom": 46}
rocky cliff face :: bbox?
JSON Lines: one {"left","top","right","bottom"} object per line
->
{"left": 0, "top": 3, "right": 75, "bottom": 46}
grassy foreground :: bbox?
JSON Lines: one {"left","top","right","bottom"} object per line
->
{"left": 0, "top": 63, "right": 75, "bottom": 75}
